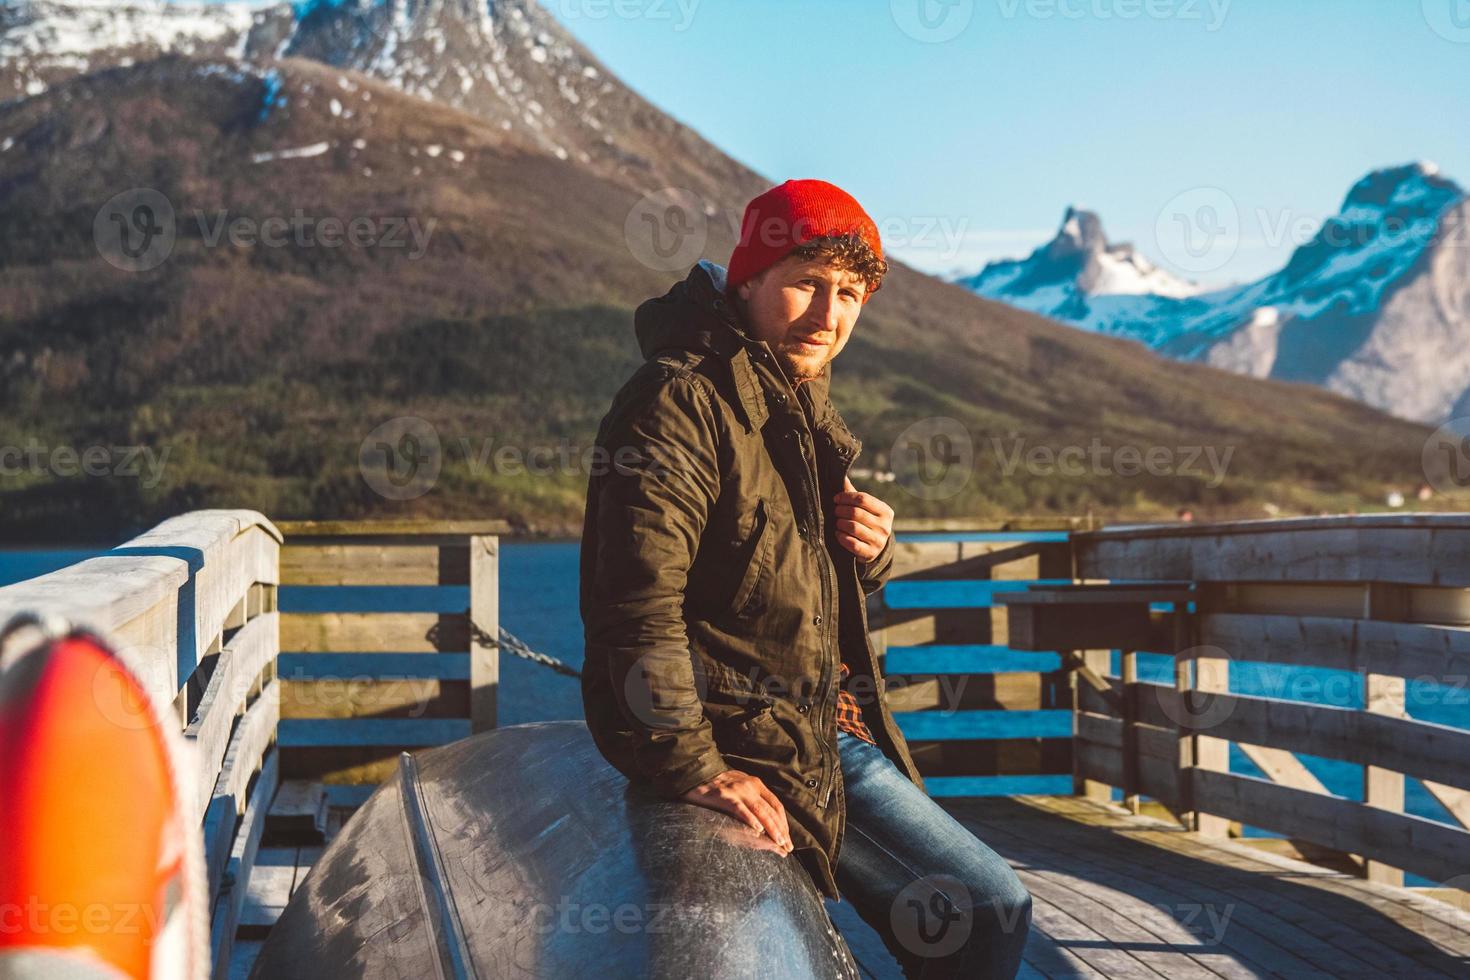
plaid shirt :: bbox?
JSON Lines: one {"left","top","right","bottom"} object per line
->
{"left": 835, "top": 661, "right": 878, "bottom": 745}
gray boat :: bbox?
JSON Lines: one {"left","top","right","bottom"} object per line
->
{"left": 250, "top": 721, "right": 860, "bottom": 979}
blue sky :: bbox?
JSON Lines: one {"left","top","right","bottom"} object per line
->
{"left": 546, "top": 0, "right": 1470, "bottom": 287}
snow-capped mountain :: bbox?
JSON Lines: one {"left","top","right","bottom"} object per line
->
{"left": 0, "top": 0, "right": 761, "bottom": 204}
{"left": 955, "top": 205, "right": 1205, "bottom": 338}
{"left": 959, "top": 163, "right": 1470, "bottom": 423}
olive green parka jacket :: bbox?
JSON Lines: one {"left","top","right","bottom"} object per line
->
{"left": 579, "top": 260, "right": 926, "bottom": 900}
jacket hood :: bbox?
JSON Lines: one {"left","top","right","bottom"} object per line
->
{"left": 632, "top": 260, "right": 852, "bottom": 446}
{"left": 634, "top": 260, "right": 748, "bottom": 361}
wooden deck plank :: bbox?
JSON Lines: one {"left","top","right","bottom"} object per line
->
{"left": 1026, "top": 893, "right": 1172, "bottom": 979}
{"left": 1010, "top": 865, "right": 1231, "bottom": 980}
{"left": 940, "top": 795, "right": 1470, "bottom": 978}
{"left": 1181, "top": 832, "right": 1470, "bottom": 959}
{"left": 1008, "top": 860, "right": 1266, "bottom": 980}
{"left": 1122, "top": 827, "right": 1470, "bottom": 968}
{"left": 1036, "top": 795, "right": 1470, "bottom": 961}
{"left": 955, "top": 805, "right": 1344, "bottom": 978}
{"left": 985, "top": 810, "right": 1410, "bottom": 977}
{"left": 1009, "top": 796, "right": 1470, "bottom": 974}
{"left": 1022, "top": 930, "right": 1110, "bottom": 980}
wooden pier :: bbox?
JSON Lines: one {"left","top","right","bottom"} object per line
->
{"left": 3, "top": 511, "right": 1470, "bottom": 978}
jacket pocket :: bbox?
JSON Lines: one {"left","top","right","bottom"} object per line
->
{"left": 712, "top": 700, "right": 799, "bottom": 767}
{"left": 728, "top": 496, "right": 771, "bottom": 618}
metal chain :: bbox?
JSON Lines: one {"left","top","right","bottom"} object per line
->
{"left": 467, "top": 618, "right": 582, "bottom": 679}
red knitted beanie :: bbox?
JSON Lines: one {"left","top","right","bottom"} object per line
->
{"left": 726, "top": 179, "right": 884, "bottom": 304}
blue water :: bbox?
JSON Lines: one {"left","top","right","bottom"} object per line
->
{"left": 6, "top": 537, "right": 1467, "bottom": 885}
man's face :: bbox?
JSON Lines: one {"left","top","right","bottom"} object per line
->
{"left": 735, "top": 255, "right": 867, "bottom": 385}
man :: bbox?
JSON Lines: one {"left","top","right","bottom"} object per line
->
{"left": 580, "top": 179, "right": 1031, "bottom": 978}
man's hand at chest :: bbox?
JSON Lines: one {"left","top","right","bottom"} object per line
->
{"left": 832, "top": 475, "right": 893, "bottom": 562}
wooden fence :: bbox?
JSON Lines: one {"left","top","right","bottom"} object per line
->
{"left": 874, "top": 518, "right": 1089, "bottom": 796}
{"left": 1000, "top": 514, "right": 1470, "bottom": 888}
{"left": 7, "top": 510, "right": 1470, "bottom": 977}
{"left": 272, "top": 520, "right": 505, "bottom": 799}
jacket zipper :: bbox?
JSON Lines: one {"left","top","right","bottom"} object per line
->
{"left": 792, "top": 423, "right": 839, "bottom": 810}
{"left": 824, "top": 438, "right": 856, "bottom": 811}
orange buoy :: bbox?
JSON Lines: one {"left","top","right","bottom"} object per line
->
{"left": 0, "top": 620, "right": 204, "bottom": 979}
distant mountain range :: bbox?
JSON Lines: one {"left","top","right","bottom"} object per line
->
{"left": 958, "top": 163, "right": 1470, "bottom": 424}
{"left": 0, "top": 0, "right": 1445, "bottom": 537}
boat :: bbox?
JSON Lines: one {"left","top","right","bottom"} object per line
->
{"left": 250, "top": 720, "right": 860, "bottom": 979}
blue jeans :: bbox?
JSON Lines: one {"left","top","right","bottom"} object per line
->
{"left": 831, "top": 731, "right": 1032, "bottom": 979}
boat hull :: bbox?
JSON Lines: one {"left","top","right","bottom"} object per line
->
{"left": 251, "top": 721, "right": 859, "bottom": 979}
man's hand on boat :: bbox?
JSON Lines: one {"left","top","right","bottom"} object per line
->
{"left": 680, "top": 769, "right": 794, "bottom": 855}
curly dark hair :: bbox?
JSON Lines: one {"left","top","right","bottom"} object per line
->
{"left": 787, "top": 232, "right": 889, "bottom": 298}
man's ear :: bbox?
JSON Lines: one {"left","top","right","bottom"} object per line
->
{"left": 737, "top": 280, "right": 752, "bottom": 301}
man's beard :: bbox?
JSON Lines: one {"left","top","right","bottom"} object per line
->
{"left": 778, "top": 351, "right": 824, "bottom": 386}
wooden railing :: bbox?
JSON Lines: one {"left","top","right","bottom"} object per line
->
{"left": 0, "top": 513, "right": 508, "bottom": 973}
{"left": 873, "top": 518, "right": 1089, "bottom": 796}
{"left": 8, "top": 509, "right": 1470, "bottom": 975}
{"left": 273, "top": 520, "right": 504, "bottom": 799}
{"left": 0, "top": 510, "right": 282, "bottom": 977}
{"left": 999, "top": 514, "right": 1470, "bottom": 888}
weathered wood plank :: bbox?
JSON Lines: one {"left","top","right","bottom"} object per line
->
{"left": 883, "top": 671, "right": 1061, "bottom": 712}
{"left": 1192, "top": 769, "right": 1470, "bottom": 884}
{"left": 280, "top": 746, "right": 406, "bottom": 786}
{"left": 0, "top": 510, "right": 279, "bottom": 716}
{"left": 280, "top": 543, "right": 470, "bottom": 586}
{"left": 1076, "top": 515, "right": 1470, "bottom": 586}
{"left": 469, "top": 535, "right": 499, "bottom": 732}
{"left": 211, "top": 682, "right": 280, "bottom": 821}
{"left": 1424, "top": 781, "right": 1470, "bottom": 830}
{"left": 0, "top": 556, "right": 186, "bottom": 706}
{"left": 185, "top": 613, "right": 279, "bottom": 823}
{"left": 1075, "top": 740, "right": 1125, "bottom": 791}
{"left": 1202, "top": 613, "right": 1470, "bottom": 679}
{"left": 1003, "top": 853, "right": 1264, "bottom": 979}
{"left": 870, "top": 605, "right": 994, "bottom": 648}
{"left": 275, "top": 519, "right": 511, "bottom": 538}
{"left": 1026, "top": 894, "right": 1172, "bottom": 979}
{"left": 1006, "top": 600, "right": 1156, "bottom": 652}
{"left": 1189, "top": 648, "right": 1230, "bottom": 838}
{"left": 1136, "top": 684, "right": 1470, "bottom": 794}
{"left": 279, "top": 678, "right": 469, "bottom": 719}
{"left": 237, "top": 850, "right": 297, "bottom": 932}
{"left": 976, "top": 796, "right": 1468, "bottom": 974}
{"left": 266, "top": 783, "right": 328, "bottom": 843}
{"left": 1237, "top": 743, "right": 1329, "bottom": 795}
{"left": 124, "top": 511, "right": 281, "bottom": 681}
{"left": 279, "top": 612, "right": 468, "bottom": 652}
{"left": 1051, "top": 798, "right": 1470, "bottom": 964}
{"left": 1366, "top": 639, "right": 1408, "bottom": 889}
{"left": 210, "top": 749, "right": 279, "bottom": 980}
